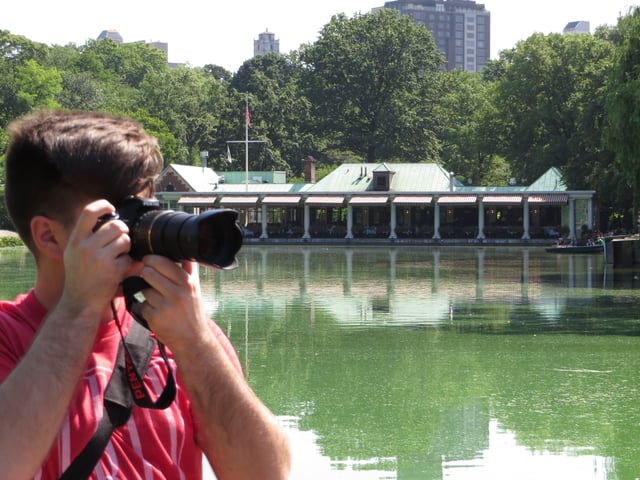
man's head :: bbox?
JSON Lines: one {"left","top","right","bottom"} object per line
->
{"left": 4, "top": 110, "right": 164, "bottom": 253}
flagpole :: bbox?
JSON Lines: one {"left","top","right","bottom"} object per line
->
{"left": 245, "top": 94, "right": 249, "bottom": 192}
{"left": 227, "top": 95, "right": 264, "bottom": 192}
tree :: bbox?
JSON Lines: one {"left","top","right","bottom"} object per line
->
{"left": 80, "top": 38, "right": 168, "bottom": 88}
{"left": 0, "top": 31, "right": 52, "bottom": 125}
{"left": 494, "top": 33, "right": 614, "bottom": 190}
{"left": 605, "top": 7, "right": 640, "bottom": 230}
{"left": 436, "top": 70, "right": 505, "bottom": 185}
{"left": 227, "top": 54, "right": 315, "bottom": 176}
{"left": 14, "top": 59, "right": 62, "bottom": 112}
{"left": 299, "top": 9, "right": 444, "bottom": 162}
{"left": 140, "top": 66, "right": 226, "bottom": 164}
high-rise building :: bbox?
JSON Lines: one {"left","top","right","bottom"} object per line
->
{"left": 383, "top": 0, "right": 490, "bottom": 72}
{"left": 97, "top": 29, "right": 124, "bottom": 44}
{"left": 254, "top": 30, "right": 280, "bottom": 57}
{"left": 563, "top": 21, "right": 590, "bottom": 35}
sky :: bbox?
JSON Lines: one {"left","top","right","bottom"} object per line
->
{"left": 2, "top": 0, "right": 637, "bottom": 73}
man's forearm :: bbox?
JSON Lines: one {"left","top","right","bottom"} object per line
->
{"left": 0, "top": 305, "right": 101, "bottom": 478}
{"left": 172, "top": 330, "right": 291, "bottom": 480}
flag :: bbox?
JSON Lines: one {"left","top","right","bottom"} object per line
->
{"left": 245, "top": 106, "right": 251, "bottom": 128}
{"left": 226, "top": 145, "right": 233, "bottom": 163}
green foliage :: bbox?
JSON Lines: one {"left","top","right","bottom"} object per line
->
{"left": 0, "top": 236, "right": 24, "bottom": 248}
{"left": 495, "top": 33, "right": 614, "bottom": 185}
{"left": 605, "top": 6, "right": 640, "bottom": 228}
{"left": 300, "top": 9, "right": 444, "bottom": 162}
{"left": 15, "top": 59, "right": 62, "bottom": 112}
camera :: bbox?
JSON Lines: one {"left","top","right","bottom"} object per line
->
{"left": 96, "top": 196, "right": 242, "bottom": 269}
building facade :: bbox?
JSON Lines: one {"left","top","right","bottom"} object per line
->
{"left": 254, "top": 30, "right": 280, "bottom": 57}
{"left": 383, "top": 0, "right": 490, "bottom": 72}
{"left": 155, "top": 162, "right": 596, "bottom": 244}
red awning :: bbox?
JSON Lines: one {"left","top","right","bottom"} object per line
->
{"left": 219, "top": 195, "right": 259, "bottom": 206}
{"left": 482, "top": 195, "right": 523, "bottom": 205}
{"left": 437, "top": 195, "right": 478, "bottom": 205}
{"left": 177, "top": 195, "right": 217, "bottom": 205}
{"left": 393, "top": 195, "right": 433, "bottom": 205}
{"left": 305, "top": 195, "right": 346, "bottom": 206}
{"left": 261, "top": 195, "right": 302, "bottom": 205}
{"left": 527, "top": 194, "right": 569, "bottom": 205}
{"left": 349, "top": 195, "right": 389, "bottom": 206}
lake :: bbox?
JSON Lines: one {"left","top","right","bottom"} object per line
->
{"left": 1, "top": 245, "right": 639, "bottom": 479}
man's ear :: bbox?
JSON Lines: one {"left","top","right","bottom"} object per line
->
{"left": 30, "top": 216, "right": 65, "bottom": 259}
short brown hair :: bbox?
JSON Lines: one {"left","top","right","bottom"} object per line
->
{"left": 4, "top": 110, "right": 164, "bottom": 250}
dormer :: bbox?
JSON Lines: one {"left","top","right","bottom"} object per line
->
{"left": 372, "top": 163, "right": 395, "bottom": 191}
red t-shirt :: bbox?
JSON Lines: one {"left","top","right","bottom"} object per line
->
{"left": 0, "top": 290, "right": 243, "bottom": 479}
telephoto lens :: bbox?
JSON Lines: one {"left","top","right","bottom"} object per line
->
{"left": 117, "top": 197, "right": 242, "bottom": 269}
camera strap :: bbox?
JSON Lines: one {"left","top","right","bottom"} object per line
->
{"left": 58, "top": 294, "right": 176, "bottom": 480}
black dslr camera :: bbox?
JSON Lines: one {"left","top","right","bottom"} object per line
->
{"left": 96, "top": 196, "right": 243, "bottom": 269}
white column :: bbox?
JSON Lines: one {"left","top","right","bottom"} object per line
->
{"left": 303, "top": 204, "right": 311, "bottom": 239}
{"left": 260, "top": 203, "right": 268, "bottom": 239}
{"left": 588, "top": 197, "right": 594, "bottom": 230}
{"left": 522, "top": 197, "right": 530, "bottom": 240}
{"left": 569, "top": 198, "right": 576, "bottom": 239}
{"left": 433, "top": 200, "right": 441, "bottom": 239}
{"left": 477, "top": 198, "right": 485, "bottom": 240}
{"left": 346, "top": 204, "right": 354, "bottom": 239}
{"left": 389, "top": 204, "right": 397, "bottom": 239}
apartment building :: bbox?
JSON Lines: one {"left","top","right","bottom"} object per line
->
{"left": 383, "top": 0, "right": 490, "bottom": 72}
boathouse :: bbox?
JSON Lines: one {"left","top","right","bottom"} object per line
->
{"left": 154, "top": 162, "right": 596, "bottom": 243}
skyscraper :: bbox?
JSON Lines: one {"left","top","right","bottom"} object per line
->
{"left": 254, "top": 30, "right": 280, "bottom": 57}
{"left": 383, "top": 0, "right": 490, "bottom": 72}
{"left": 97, "top": 29, "right": 124, "bottom": 44}
{"left": 563, "top": 21, "right": 590, "bottom": 35}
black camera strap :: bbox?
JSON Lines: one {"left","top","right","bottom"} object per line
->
{"left": 113, "top": 285, "right": 177, "bottom": 410}
{"left": 59, "top": 291, "right": 176, "bottom": 479}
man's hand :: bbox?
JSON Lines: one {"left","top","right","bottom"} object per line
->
{"left": 59, "top": 199, "right": 134, "bottom": 318}
{"left": 136, "top": 256, "right": 208, "bottom": 347}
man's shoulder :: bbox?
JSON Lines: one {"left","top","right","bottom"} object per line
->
{"left": 0, "top": 290, "right": 43, "bottom": 329}
{"left": 0, "top": 291, "right": 43, "bottom": 361}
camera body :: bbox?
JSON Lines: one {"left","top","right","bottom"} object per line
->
{"left": 98, "top": 196, "right": 242, "bottom": 269}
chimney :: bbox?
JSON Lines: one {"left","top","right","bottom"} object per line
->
{"left": 304, "top": 156, "right": 317, "bottom": 183}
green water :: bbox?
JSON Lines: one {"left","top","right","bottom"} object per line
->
{"left": 2, "top": 246, "right": 640, "bottom": 479}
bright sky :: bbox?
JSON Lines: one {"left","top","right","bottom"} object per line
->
{"left": 2, "top": 0, "right": 636, "bottom": 73}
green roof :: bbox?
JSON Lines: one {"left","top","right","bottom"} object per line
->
{"left": 308, "top": 163, "right": 462, "bottom": 192}
{"left": 526, "top": 167, "right": 566, "bottom": 191}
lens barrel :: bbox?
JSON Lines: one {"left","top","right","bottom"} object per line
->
{"left": 129, "top": 208, "right": 242, "bottom": 269}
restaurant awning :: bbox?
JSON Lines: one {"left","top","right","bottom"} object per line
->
{"left": 436, "top": 195, "right": 478, "bottom": 205}
{"left": 349, "top": 195, "right": 389, "bottom": 206}
{"left": 527, "top": 194, "right": 569, "bottom": 205}
{"left": 305, "top": 195, "right": 346, "bottom": 206}
{"left": 218, "top": 195, "right": 259, "bottom": 206}
{"left": 261, "top": 195, "right": 302, "bottom": 205}
{"left": 392, "top": 195, "right": 433, "bottom": 205}
{"left": 481, "top": 195, "right": 523, "bottom": 205}
{"left": 177, "top": 195, "right": 218, "bottom": 205}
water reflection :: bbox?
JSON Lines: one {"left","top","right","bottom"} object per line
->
{"left": 207, "top": 246, "right": 640, "bottom": 333}
{"left": 202, "top": 246, "right": 640, "bottom": 480}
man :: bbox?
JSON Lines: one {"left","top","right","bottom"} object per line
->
{"left": 0, "top": 110, "right": 291, "bottom": 479}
